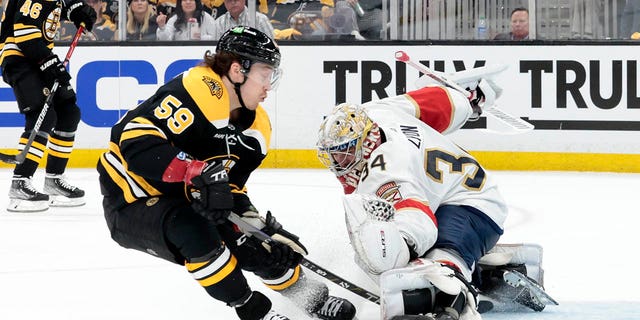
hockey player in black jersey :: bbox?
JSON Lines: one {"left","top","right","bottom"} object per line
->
{"left": 97, "top": 26, "right": 355, "bottom": 320}
{"left": 0, "top": 0, "right": 96, "bottom": 212}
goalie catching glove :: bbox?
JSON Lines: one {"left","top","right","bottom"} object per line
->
{"left": 239, "top": 210, "right": 308, "bottom": 270}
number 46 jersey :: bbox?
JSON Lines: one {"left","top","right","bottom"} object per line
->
{"left": 353, "top": 86, "right": 508, "bottom": 257}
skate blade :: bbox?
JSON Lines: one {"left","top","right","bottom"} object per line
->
{"left": 49, "top": 195, "right": 86, "bottom": 207}
{"left": 504, "top": 270, "right": 559, "bottom": 309}
{"left": 6, "top": 199, "right": 50, "bottom": 212}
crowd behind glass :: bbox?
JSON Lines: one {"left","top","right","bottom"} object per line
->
{"left": 2, "top": 0, "right": 638, "bottom": 42}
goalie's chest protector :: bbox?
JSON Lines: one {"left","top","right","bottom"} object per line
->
{"left": 358, "top": 109, "right": 507, "bottom": 229}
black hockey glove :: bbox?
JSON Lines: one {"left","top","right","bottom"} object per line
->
{"left": 233, "top": 192, "right": 258, "bottom": 214}
{"left": 39, "top": 55, "right": 71, "bottom": 85}
{"left": 67, "top": 1, "right": 97, "bottom": 31}
{"left": 261, "top": 211, "right": 308, "bottom": 268}
{"left": 262, "top": 238, "right": 303, "bottom": 270}
{"left": 190, "top": 163, "right": 233, "bottom": 224}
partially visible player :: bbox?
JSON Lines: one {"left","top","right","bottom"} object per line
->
{"left": 317, "top": 77, "right": 510, "bottom": 320}
{"left": 1, "top": 0, "right": 96, "bottom": 212}
{"left": 97, "top": 26, "right": 355, "bottom": 320}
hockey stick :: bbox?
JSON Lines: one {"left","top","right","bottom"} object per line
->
{"left": 0, "top": 25, "right": 84, "bottom": 165}
{"left": 227, "top": 212, "right": 381, "bottom": 304}
{"left": 227, "top": 212, "right": 502, "bottom": 313}
{"left": 394, "top": 51, "right": 534, "bottom": 133}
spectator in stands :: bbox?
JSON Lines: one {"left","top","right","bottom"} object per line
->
{"left": 156, "top": 0, "right": 177, "bottom": 18}
{"left": 204, "top": 0, "right": 227, "bottom": 18}
{"left": 345, "top": 0, "right": 382, "bottom": 39}
{"left": 103, "top": 0, "right": 120, "bottom": 26}
{"left": 117, "top": 0, "right": 158, "bottom": 40}
{"left": 85, "top": 0, "right": 116, "bottom": 40}
{"left": 620, "top": 0, "right": 640, "bottom": 39}
{"left": 493, "top": 7, "right": 529, "bottom": 40}
{"left": 157, "top": 0, "right": 217, "bottom": 40}
{"left": 212, "top": 0, "right": 274, "bottom": 39}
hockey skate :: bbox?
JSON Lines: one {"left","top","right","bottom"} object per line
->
{"left": 390, "top": 316, "right": 436, "bottom": 320}
{"left": 235, "top": 291, "right": 291, "bottom": 320}
{"left": 475, "top": 244, "right": 558, "bottom": 312}
{"left": 43, "top": 174, "right": 86, "bottom": 207}
{"left": 7, "top": 177, "right": 49, "bottom": 212}
{"left": 311, "top": 295, "right": 356, "bottom": 320}
{"left": 259, "top": 310, "right": 290, "bottom": 320}
{"left": 278, "top": 273, "right": 356, "bottom": 320}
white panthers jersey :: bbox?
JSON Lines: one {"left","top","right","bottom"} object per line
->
{"left": 353, "top": 87, "right": 508, "bottom": 257}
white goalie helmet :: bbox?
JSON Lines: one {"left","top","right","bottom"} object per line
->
{"left": 317, "top": 103, "right": 375, "bottom": 176}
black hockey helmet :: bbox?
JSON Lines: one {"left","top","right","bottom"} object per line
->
{"left": 216, "top": 26, "right": 281, "bottom": 70}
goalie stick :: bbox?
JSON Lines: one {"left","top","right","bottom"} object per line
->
{"left": 394, "top": 50, "right": 534, "bottom": 133}
{"left": 0, "top": 25, "right": 84, "bottom": 165}
{"left": 227, "top": 212, "right": 381, "bottom": 304}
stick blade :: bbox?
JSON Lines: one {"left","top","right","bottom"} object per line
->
{"left": 0, "top": 153, "right": 21, "bottom": 164}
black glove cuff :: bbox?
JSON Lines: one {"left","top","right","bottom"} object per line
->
{"left": 39, "top": 55, "right": 61, "bottom": 72}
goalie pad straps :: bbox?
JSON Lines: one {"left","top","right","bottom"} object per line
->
{"left": 380, "top": 260, "right": 480, "bottom": 320}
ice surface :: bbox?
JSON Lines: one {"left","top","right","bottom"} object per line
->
{"left": 1, "top": 168, "right": 639, "bottom": 319}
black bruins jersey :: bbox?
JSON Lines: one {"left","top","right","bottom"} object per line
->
{"left": 97, "top": 65, "right": 272, "bottom": 209}
{"left": 0, "top": 0, "right": 78, "bottom": 66}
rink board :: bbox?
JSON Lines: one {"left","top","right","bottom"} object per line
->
{"left": 0, "top": 44, "right": 638, "bottom": 171}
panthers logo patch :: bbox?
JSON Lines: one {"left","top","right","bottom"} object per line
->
{"left": 376, "top": 182, "right": 403, "bottom": 203}
{"left": 202, "top": 76, "right": 223, "bottom": 99}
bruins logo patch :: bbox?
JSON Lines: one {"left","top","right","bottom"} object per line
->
{"left": 146, "top": 197, "right": 159, "bottom": 206}
{"left": 376, "top": 182, "right": 403, "bottom": 203}
{"left": 202, "top": 76, "right": 223, "bottom": 99}
{"left": 43, "top": 7, "right": 62, "bottom": 41}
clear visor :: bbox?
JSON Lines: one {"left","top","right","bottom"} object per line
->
{"left": 317, "top": 138, "right": 359, "bottom": 176}
{"left": 246, "top": 63, "right": 283, "bottom": 91}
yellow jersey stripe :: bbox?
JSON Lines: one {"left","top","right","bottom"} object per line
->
{"left": 197, "top": 255, "right": 238, "bottom": 287}
{"left": 100, "top": 153, "right": 139, "bottom": 203}
{"left": 186, "top": 260, "right": 208, "bottom": 272}
{"left": 264, "top": 265, "right": 301, "bottom": 291}
{"left": 108, "top": 143, "right": 162, "bottom": 197}
{"left": 15, "top": 33, "right": 42, "bottom": 43}
{"left": 19, "top": 138, "right": 47, "bottom": 152}
{"left": 120, "top": 128, "right": 166, "bottom": 143}
{"left": 48, "top": 136, "right": 74, "bottom": 147}
{"left": 47, "top": 149, "right": 70, "bottom": 159}
{"left": 25, "top": 153, "right": 41, "bottom": 163}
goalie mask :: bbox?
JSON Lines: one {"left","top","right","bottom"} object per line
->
{"left": 317, "top": 103, "right": 381, "bottom": 176}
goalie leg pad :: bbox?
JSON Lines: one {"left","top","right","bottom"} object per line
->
{"left": 414, "top": 64, "right": 507, "bottom": 92}
{"left": 380, "top": 260, "right": 481, "bottom": 320}
{"left": 478, "top": 243, "right": 544, "bottom": 285}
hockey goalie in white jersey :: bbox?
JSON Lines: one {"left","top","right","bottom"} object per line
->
{"left": 317, "top": 74, "right": 556, "bottom": 319}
